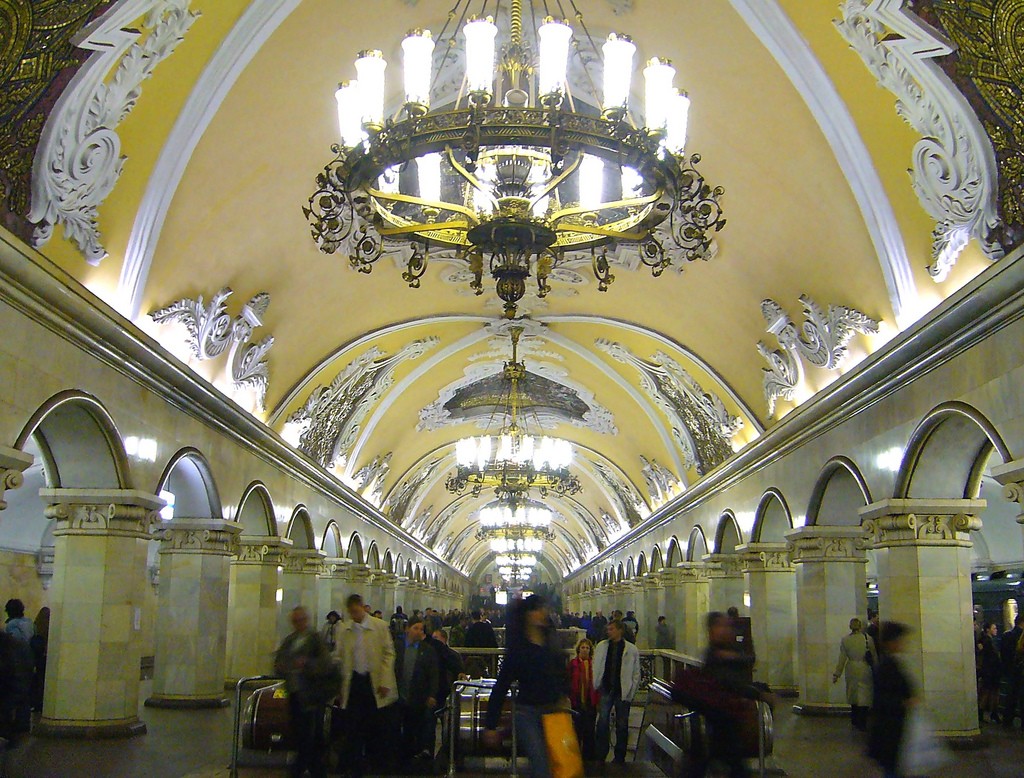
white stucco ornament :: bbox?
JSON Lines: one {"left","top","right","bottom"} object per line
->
{"left": 835, "top": 0, "right": 1001, "bottom": 280}
{"left": 28, "top": 0, "right": 200, "bottom": 264}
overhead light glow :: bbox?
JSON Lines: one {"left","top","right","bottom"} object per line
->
{"left": 537, "top": 18, "right": 573, "bottom": 97}
{"left": 402, "top": 30, "right": 435, "bottom": 108}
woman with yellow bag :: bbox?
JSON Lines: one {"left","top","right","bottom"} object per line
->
{"left": 482, "top": 595, "right": 583, "bottom": 778}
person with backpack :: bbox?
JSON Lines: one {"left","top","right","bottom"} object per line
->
{"left": 389, "top": 606, "right": 409, "bottom": 640}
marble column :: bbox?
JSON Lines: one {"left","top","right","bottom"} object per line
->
{"left": 317, "top": 557, "right": 351, "bottom": 618}
{"left": 37, "top": 488, "right": 162, "bottom": 737}
{"left": 860, "top": 498, "right": 986, "bottom": 738}
{"left": 226, "top": 535, "right": 291, "bottom": 683}
{"left": 786, "top": 526, "right": 868, "bottom": 715}
{"left": 364, "top": 569, "right": 386, "bottom": 613}
{"left": 0, "top": 446, "right": 32, "bottom": 510}
{"left": 641, "top": 574, "right": 665, "bottom": 648}
{"left": 146, "top": 518, "right": 242, "bottom": 708}
{"left": 380, "top": 574, "right": 399, "bottom": 616}
{"left": 703, "top": 553, "right": 747, "bottom": 614}
{"left": 675, "top": 563, "right": 710, "bottom": 657}
{"left": 738, "top": 542, "right": 797, "bottom": 692}
{"left": 279, "top": 548, "right": 326, "bottom": 638}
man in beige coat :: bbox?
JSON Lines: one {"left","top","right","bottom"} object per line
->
{"left": 336, "top": 593, "right": 399, "bottom": 777}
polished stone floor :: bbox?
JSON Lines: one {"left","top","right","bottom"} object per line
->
{"left": 5, "top": 684, "right": 1024, "bottom": 777}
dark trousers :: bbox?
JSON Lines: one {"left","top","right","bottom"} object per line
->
{"left": 288, "top": 696, "right": 326, "bottom": 778}
{"left": 397, "top": 700, "right": 434, "bottom": 759}
{"left": 851, "top": 705, "right": 869, "bottom": 731}
{"left": 340, "top": 673, "right": 381, "bottom": 777}
{"left": 1003, "top": 668, "right": 1022, "bottom": 725}
{"left": 574, "top": 708, "right": 597, "bottom": 761}
{"left": 596, "top": 693, "right": 630, "bottom": 762}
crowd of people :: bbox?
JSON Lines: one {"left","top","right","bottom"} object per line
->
{"left": 0, "top": 599, "right": 48, "bottom": 745}
{"left": 272, "top": 594, "right": 664, "bottom": 778}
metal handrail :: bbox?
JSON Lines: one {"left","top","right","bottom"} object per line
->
{"left": 446, "top": 679, "right": 518, "bottom": 778}
{"left": 229, "top": 674, "right": 284, "bottom": 778}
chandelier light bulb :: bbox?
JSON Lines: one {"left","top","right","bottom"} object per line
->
{"left": 456, "top": 437, "right": 476, "bottom": 467}
{"left": 463, "top": 17, "right": 498, "bottom": 96}
{"left": 417, "top": 152, "right": 442, "bottom": 202}
{"left": 601, "top": 33, "right": 636, "bottom": 113}
{"left": 621, "top": 165, "right": 644, "bottom": 198}
{"left": 666, "top": 90, "right": 691, "bottom": 155}
{"left": 643, "top": 57, "right": 676, "bottom": 133}
{"left": 402, "top": 30, "right": 435, "bottom": 109}
{"left": 579, "top": 155, "right": 605, "bottom": 210}
{"left": 335, "top": 80, "right": 365, "bottom": 148}
{"left": 354, "top": 50, "right": 387, "bottom": 128}
{"left": 538, "top": 18, "right": 574, "bottom": 98}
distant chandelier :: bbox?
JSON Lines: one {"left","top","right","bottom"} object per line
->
{"left": 490, "top": 535, "right": 544, "bottom": 553}
{"left": 446, "top": 327, "right": 581, "bottom": 499}
{"left": 305, "top": 0, "right": 726, "bottom": 318}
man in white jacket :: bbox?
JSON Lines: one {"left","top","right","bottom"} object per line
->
{"left": 336, "top": 593, "right": 399, "bottom": 777}
{"left": 592, "top": 619, "right": 641, "bottom": 763}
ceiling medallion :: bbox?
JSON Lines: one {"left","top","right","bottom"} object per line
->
{"left": 304, "top": 0, "right": 726, "bottom": 318}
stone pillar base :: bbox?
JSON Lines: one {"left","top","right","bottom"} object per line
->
{"left": 34, "top": 717, "right": 147, "bottom": 739}
{"left": 793, "top": 703, "right": 851, "bottom": 717}
{"left": 144, "top": 694, "right": 230, "bottom": 709}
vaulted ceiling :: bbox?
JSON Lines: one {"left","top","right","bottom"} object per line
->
{"left": 6, "top": 0, "right": 1011, "bottom": 579}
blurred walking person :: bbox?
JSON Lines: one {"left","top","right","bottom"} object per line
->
{"left": 832, "top": 617, "right": 876, "bottom": 731}
{"left": 274, "top": 606, "right": 336, "bottom": 778}
{"left": 482, "top": 595, "right": 569, "bottom": 778}
{"left": 868, "top": 622, "right": 915, "bottom": 778}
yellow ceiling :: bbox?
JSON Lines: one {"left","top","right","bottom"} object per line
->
{"left": 23, "top": 0, "right": 1000, "bottom": 576}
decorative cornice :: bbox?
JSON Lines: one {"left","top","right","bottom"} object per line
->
{"left": 672, "top": 563, "right": 711, "bottom": 585}
{"left": 0, "top": 446, "right": 33, "bottom": 511}
{"left": 150, "top": 287, "right": 274, "bottom": 409}
{"left": 234, "top": 535, "right": 292, "bottom": 565}
{"left": 758, "top": 296, "right": 879, "bottom": 416}
{"left": 702, "top": 553, "right": 746, "bottom": 578}
{"left": 28, "top": 0, "right": 200, "bottom": 264}
{"left": 155, "top": 517, "right": 242, "bottom": 555}
{"left": 859, "top": 499, "right": 985, "bottom": 548}
{"left": 836, "top": 0, "right": 1002, "bottom": 279}
{"left": 784, "top": 526, "right": 868, "bottom": 564}
{"left": 41, "top": 488, "right": 164, "bottom": 539}
{"left": 736, "top": 542, "right": 794, "bottom": 572}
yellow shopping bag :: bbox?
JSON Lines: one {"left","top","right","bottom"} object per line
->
{"left": 542, "top": 710, "right": 585, "bottom": 778}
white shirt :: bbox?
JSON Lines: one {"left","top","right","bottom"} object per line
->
{"left": 352, "top": 619, "right": 370, "bottom": 674}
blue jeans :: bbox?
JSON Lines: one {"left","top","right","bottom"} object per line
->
{"left": 515, "top": 704, "right": 551, "bottom": 778}
{"left": 596, "top": 693, "right": 630, "bottom": 762}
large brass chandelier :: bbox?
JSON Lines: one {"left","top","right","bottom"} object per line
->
{"left": 445, "top": 327, "right": 581, "bottom": 500}
{"left": 305, "top": 0, "right": 725, "bottom": 318}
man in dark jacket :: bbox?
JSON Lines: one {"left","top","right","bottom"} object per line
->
{"left": 274, "top": 606, "right": 335, "bottom": 778}
{"left": 394, "top": 617, "right": 440, "bottom": 761}
{"left": 463, "top": 610, "right": 498, "bottom": 648}
{"left": 1001, "top": 614, "right": 1024, "bottom": 726}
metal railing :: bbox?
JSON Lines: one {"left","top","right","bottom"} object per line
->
{"left": 445, "top": 679, "right": 518, "bottom": 778}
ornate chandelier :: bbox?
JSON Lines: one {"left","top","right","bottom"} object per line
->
{"left": 305, "top": 0, "right": 725, "bottom": 318}
{"left": 445, "top": 327, "right": 581, "bottom": 500}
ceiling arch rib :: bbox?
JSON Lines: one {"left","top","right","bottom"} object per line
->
{"left": 725, "top": 0, "right": 917, "bottom": 327}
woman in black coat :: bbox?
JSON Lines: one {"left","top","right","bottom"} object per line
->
{"left": 868, "top": 622, "right": 915, "bottom": 778}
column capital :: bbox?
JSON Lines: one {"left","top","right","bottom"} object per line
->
{"left": 0, "top": 446, "right": 33, "bottom": 510}
{"left": 674, "top": 562, "right": 710, "bottom": 583}
{"left": 736, "top": 542, "right": 793, "bottom": 572}
{"left": 702, "top": 553, "right": 745, "bottom": 577}
{"left": 991, "top": 458, "right": 1024, "bottom": 523}
{"left": 156, "top": 518, "right": 243, "bottom": 556}
{"left": 640, "top": 572, "right": 663, "bottom": 589}
{"left": 321, "top": 556, "right": 351, "bottom": 578}
{"left": 235, "top": 535, "right": 292, "bottom": 565}
{"left": 859, "top": 498, "right": 985, "bottom": 548}
{"left": 784, "top": 525, "right": 868, "bottom": 563}
{"left": 42, "top": 488, "right": 164, "bottom": 539}
{"left": 283, "top": 547, "right": 326, "bottom": 574}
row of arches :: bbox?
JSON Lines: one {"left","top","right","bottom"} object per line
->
{"left": 570, "top": 401, "right": 1020, "bottom": 595}
{"left": 3, "top": 390, "right": 461, "bottom": 594}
